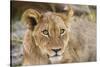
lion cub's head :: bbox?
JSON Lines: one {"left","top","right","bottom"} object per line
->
{"left": 21, "top": 8, "right": 73, "bottom": 63}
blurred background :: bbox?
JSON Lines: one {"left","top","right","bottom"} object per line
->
{"left": 10, "top": 1, "right": 96, "bottom": 66}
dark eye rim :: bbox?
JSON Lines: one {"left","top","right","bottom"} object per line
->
{"left": 42, "top": 29, "right": 49, "bottom": 35}
{"left": 60, "top": 29, "right": 65, "bottom": 34}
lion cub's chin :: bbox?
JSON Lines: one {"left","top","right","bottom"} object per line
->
{"left": 49, "top": 55, "right": 63, "bottom": 64}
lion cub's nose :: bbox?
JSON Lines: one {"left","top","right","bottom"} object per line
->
{"left": 51, "top": 48, "right": 61, "bottom": 53}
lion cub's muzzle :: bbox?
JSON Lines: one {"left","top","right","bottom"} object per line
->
{"left": 47, "top": 47, "right": 63, "bottom": 58}
{"left": 48, "top": 48, "right": 63, "bottom": 64}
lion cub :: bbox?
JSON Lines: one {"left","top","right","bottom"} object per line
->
{"left": 21, "top": 7, "right": 96, "bottom": 65}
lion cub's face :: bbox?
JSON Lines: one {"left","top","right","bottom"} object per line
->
{"left": 32, "top": 12, "right": 70, "bottom": 63}
{"left": 22, "top": 9, "right": 73, "bottom": 63}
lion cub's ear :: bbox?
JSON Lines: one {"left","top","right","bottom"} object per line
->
{"left": 57, "top": 6, "right": 74, "bottom": 28}
{"left": 63, "top": 6, "right": 74, "bottom": 27}
{"left": 21, "top": 9, "right": 41, "bottom": 30}
{"left": 64, "top": 5, "right": 74, "bottom": 18}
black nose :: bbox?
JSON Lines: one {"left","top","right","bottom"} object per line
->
{"left": 52, "top": 48, "right": 61, "bottom": 53}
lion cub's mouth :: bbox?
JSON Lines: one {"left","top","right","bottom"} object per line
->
{"left": 47, "top": 53, "right": 61, "bottom": 58}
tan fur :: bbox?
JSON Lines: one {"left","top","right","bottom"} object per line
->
{"left": 21, "top": 8, "right": 96, "bottom": 65}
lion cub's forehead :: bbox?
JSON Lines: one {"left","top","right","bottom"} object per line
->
{"left": 42, "top": 12, "right": 66, "bottom": 28}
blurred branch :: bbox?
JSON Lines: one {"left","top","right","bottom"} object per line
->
{"left": 12, "top": 38, "right": 22, "bottom": 44}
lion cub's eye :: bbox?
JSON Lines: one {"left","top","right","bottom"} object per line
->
{"left": 60, "top": 29, "right": 65, "bottom": 34}
{"left": 42, "top": 30, "right": 49, "bottom": 35}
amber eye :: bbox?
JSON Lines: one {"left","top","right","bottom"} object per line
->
{"left": 42, "top": 30, "right": 49, "bottom": 35}
{"left": 60, "top": 29, "right": 65, "bottom": 34}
